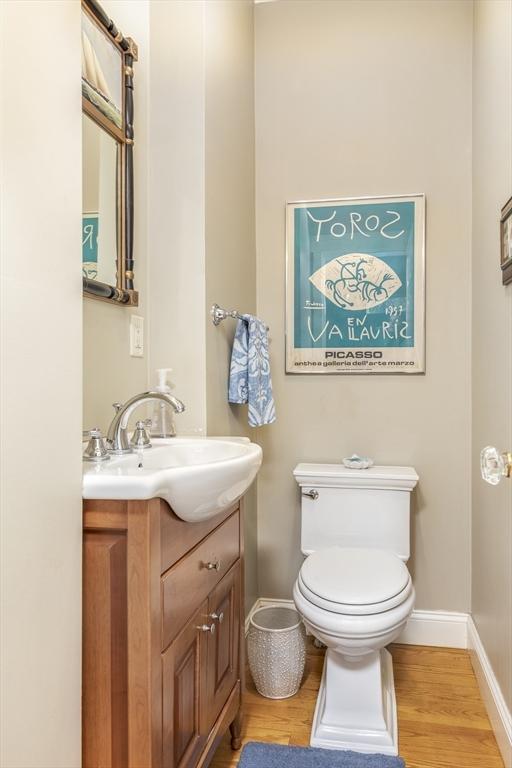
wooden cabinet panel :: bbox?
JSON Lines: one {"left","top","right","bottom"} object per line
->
{"left": 162, "top": 602, "right": 208, "bottom": 768}
{"left": 83, "top": 498, "right": 244, "bottom": 768}
{"left": 160, "top": 502, "right": 239, "bottom": 574}
{"left": 161, "top": 513, "right": 239, "bottom": 650}
{"left": 205, "top": 564, "right": 241, "bottom": 732}
{"left": 83, "top": 531, "right": 128, "bottom": 768}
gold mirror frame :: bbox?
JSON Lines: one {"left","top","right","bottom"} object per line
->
{"left": 82, "top": 0, "right": 138, "bottom": 306}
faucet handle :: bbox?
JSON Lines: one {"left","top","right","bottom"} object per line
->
{"left": 83, "top": 428, "right": 110, "bottom": 462}
{"left": 112, "top": 402, "right": 123, "bottom": 413}
{"left": 83, "top": 427, "right": 103, "bottom": 440}
{"left": 130, "top": 419, "right": 152, "bottom": 450}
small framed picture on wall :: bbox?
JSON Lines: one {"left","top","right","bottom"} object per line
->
{"left": 500, "top": 196, "right": 512, "bottom": 285}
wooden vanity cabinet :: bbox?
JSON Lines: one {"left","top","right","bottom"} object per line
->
{"left": 83, "top": 497, "right": 245, "bottom": 768}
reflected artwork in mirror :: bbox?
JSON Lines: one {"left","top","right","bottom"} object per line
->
{"left": 81, "top": 0, "right": 138, "bottom": 306}
{"left": 82, "top": 114, "right": 119, "bottom": 286}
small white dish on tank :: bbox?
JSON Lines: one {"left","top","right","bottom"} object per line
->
{"left": 342, "top": 454, "right": 374, "bottom": 469}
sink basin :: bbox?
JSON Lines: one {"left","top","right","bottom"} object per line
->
{"left": 82, "top": 437, "right": 262, "bottom": 522}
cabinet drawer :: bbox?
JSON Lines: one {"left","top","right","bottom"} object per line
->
{"left": 161, "top": 512, "right": 239, "bottom": 650}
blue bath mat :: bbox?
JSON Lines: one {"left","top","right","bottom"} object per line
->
{"left": 238, "top": 742, "right": 405, "bottom": 767}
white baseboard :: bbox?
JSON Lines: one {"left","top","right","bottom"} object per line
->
{"left": 468, "top": 617, "right": 512, "bottom": 768}
{"left": 396, "top": 609, "right": 468, "bottom": 648}
{"left": 246, "top": 598, "right": 468, "bottom": 648}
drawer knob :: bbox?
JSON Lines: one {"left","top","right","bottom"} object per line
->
{"left": 210, "top": 611, "right": 224, "bottom": 624}
{"left": 205, "top": 560, "right": 221, "bottom": 572}
{"left": 197, "top": 623, "right": 216, "bottom": 634}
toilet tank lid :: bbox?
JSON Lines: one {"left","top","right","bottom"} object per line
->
{"left": 293, "top": 463, "right": 419, "bottom": 491}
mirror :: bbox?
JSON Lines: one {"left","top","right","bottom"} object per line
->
{"left": 81, "top": 0, "right": 138, "bottom": 306}
{"left": 82, "top": 114, "right": 119, "bottom": 287}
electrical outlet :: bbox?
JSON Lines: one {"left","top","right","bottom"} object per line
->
{"left": 130, "top": 315, "right": 144, "bottom": 357}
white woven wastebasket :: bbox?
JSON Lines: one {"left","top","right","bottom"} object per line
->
{"left": 247, "top": 606, "right": 306, "bottom": 699}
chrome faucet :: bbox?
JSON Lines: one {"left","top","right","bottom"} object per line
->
{"left": 106, "top": 391, "right": 185, "bottom": 454}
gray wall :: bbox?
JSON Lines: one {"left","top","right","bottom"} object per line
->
{"left": 254, "top": 0, "right": 473, "bottom": 611}
{"left": 0, "top": 2, "right": 82, "bottom": 765}
{"left": 204, "top": 0, "right": 259, "bottom": 613}
{"left": 472, "top": 0, "right": 512, "bottom": 724}
{"left": 148, "top": 0, "right": 207, "bottom": 436}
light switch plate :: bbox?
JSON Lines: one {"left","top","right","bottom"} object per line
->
{"left": 130, "top": 315, "right": 144, "bottom": 357}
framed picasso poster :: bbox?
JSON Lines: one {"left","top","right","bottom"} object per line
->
{"left": 285, "top": 194, "right": 425, "bottom": 374}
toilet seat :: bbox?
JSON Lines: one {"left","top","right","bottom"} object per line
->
{"left": 298, "top": 547, "right": 412, "bottom": 616}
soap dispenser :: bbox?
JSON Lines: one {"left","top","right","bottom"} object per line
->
{"left": 151, "top": 368, "right": 176, "bottom": 437}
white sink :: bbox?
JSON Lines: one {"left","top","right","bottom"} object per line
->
{"left": 82, "top": 437, "right": 262, "bottom": 522}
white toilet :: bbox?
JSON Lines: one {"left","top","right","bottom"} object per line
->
{"left": 292, "top": 462, "right": 419, "bottom": 756}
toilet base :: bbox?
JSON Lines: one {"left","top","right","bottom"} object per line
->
{"left": 310, "top": 647, "right": 398, "bottom": 755}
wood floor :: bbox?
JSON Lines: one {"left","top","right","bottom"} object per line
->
{"left": 211, "top": 640, "right": 504, "bottom": 768}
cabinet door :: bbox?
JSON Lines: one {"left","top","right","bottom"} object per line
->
{"left": 205, "top": 562, "right": 241, "bottom": 732}
{"left": 83, "top": 531, "right": 128, "bottom": 768}
{"left": 162, "top": 601, "right": 208, "bottom": 768}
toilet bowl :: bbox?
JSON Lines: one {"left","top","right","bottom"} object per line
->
{"left": 293, "top": 546, "right": 415, "bottom": 754}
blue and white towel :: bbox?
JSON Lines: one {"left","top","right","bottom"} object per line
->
{"left": 228, "top": 315, "right": 276, "bottom": 427}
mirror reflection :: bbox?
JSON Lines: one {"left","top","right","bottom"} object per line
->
{"left": 82, "top": 114, "right": 119, "bottom": 287}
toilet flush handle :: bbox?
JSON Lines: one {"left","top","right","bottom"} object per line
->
{"left": 302, "top": 489, "right": 319, "bottom": 500}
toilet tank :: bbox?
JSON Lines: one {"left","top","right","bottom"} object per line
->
{"left": 294, "top": 463, "right": 419, "bottom": 562}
